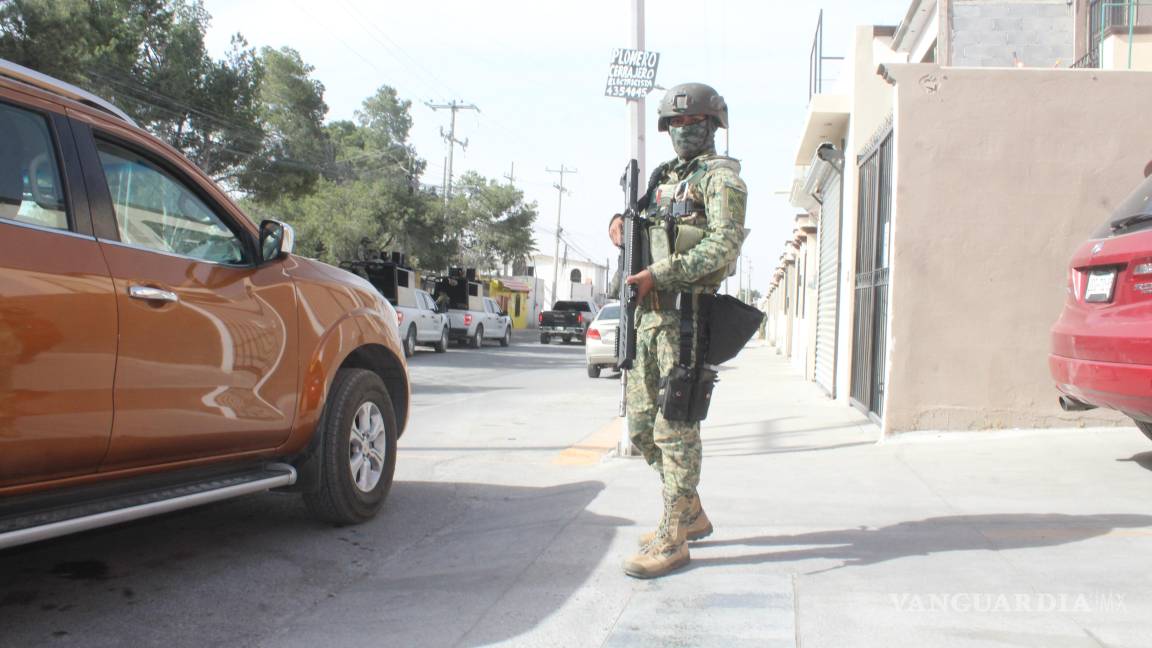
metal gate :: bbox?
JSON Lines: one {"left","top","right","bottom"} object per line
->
{"left": 813, "top": 175, "right": 841, "bottom": 397}
{"left": 850, "top": 133, "right": 893, "bottom": 418}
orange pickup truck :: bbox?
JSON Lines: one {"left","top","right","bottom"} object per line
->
{"left": 0, "top": 60, "right": 409, "bottom": 549}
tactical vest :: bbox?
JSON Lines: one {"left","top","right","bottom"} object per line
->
{"left": 645, "top": 156, "right": 743, "bottom": 289}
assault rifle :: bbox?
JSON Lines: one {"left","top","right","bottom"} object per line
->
{"left": 616, "top": 159, "right": 644, "bottom": 372}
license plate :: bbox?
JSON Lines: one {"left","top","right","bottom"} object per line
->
{"left": 1085, "top": 269, "right": 1116, "bottom": 303}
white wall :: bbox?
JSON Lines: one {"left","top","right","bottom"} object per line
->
{"left": 530, "top": 253, "right": 609, "bottom": 308}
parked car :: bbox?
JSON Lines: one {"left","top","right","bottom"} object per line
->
{"left": 0, "top": 59, "right": 410, "bottom": 550}
{"left": 540, "top": 300, "right": 598, "bottom": 345}
{"left": 341, "top": 259, "right": 449, "bottom": 356}
{"left": 585, "top": 303, "right": 620, "bottom": 378}
{"left": 1051, "top": 170, "right": 1152, "bottom": 440}
{"left": 433, "top": 275, "right": 512, "bottom": 348}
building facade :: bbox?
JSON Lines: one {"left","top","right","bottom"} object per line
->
{"left": 766, "top": 0, "right": 1152, "bottom": 434}
{"left": 523, "top": 254, "right": 609, "bottom": 328}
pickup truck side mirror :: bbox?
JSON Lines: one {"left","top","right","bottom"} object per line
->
{"left": 260, "top": 219, "right": 295, "bottom": 263}
{"left": 500, "top": 310, "right": 508, "bottom": 317}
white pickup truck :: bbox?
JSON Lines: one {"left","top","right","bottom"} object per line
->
{"left": 434, "top": 276, "right": 513, "bottom": 349}
{"left": 341, "top": 260, "right": 449, "bottom": 356}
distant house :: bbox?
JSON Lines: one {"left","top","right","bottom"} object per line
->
{"left": 523, "top": 253, "right": 610, "bottom": 327}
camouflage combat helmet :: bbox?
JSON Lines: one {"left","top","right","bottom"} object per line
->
{"left": 657, "top": 83, "right": 728, "bottom": 132}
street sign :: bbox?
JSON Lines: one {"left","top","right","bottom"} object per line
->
{"left": 605, "top": 48, "right": 660, "bottom": 99}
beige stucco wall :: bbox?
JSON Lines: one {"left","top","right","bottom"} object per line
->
{"left": 1101, "top": 33, "right": 1152, "bottom": 71}
{"left": 881, "top": 64, "right": 1152, "bottom": 433}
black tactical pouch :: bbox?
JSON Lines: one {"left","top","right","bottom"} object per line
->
{"left": 702, "top": 294, "right": 765, "bottom": 366}
{"left": 658, "top": 294, "right": 720, "bottom": 422}
{"left": 659, "top": 367, "right": 717, "bottom": 422}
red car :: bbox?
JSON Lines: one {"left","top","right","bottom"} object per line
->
{"left": 1051, "top": 173, "right": 1152, "bottom": 440}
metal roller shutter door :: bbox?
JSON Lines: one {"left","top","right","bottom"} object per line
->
{"left": 814, "top": 176, "right": 841, "bottom": 397}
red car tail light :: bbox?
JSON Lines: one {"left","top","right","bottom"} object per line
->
{"left": 577, "top": 313, "right": 584, "bottom": 324}
{"left": 588, "top": 328, "right": 601, "bottom": 340}
{"left": 538, "top": 313, "right": 543, "bottom": 324}
{"left": 1127, "top": 258, "right": 1152, "bottom": 296}
{"left": 464, "top": 313, "right": 473, "bottom": 326}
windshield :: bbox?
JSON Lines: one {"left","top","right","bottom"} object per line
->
{"left": 552, "top": 301, "right": 590, "bottom": 311}
{"left": 597, "top": 304, "right": 620, "bottom": 320}
{"left": 1095, "top": 174, "right": 1152, "bottom": 238}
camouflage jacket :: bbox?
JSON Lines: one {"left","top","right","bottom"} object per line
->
{"left": 644, "top": 153, "right": 748, "bottom": 292}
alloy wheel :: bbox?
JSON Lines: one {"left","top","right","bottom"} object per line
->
{"left": 348, "top": 402, "right": 387, "bottom": 493}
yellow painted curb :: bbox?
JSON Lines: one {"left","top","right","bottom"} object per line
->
{"left": 554, "top": 417, "right": 623, "bottom": 465}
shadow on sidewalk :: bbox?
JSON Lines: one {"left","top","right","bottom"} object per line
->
{"left": 1117, "top": 451, "right": 1152, "bottom": 472}
{"left": 704, "top": 422, "right": 875, "bottom": 457}
{"left": 687, "top": 513, "right": 1152, "bottom": 574}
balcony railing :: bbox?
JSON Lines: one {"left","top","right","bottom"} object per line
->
{"left": 809, "top": 9, "right": 845, "bottom": 102}
{"left": 1080, "top": 0, "right": 1152, "bottom": 68}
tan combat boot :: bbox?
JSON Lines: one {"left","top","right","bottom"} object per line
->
{"left": 637, "top": 493, "right": 712, "bottom": 547}
{"left": 622, "top": 496, "right": 692, "bottom": 579}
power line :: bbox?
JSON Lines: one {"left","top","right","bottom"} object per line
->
{"left": 545, "top": 164, "right": 576, "bottom": 302}
{"left": 335, "top": 0, "right": 457, "bottom": 101}
{"left": 426, "top": 100, "right": 479, "bottom": 207}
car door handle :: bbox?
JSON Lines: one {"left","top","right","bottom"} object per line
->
{"left": 129, "top": 285, "right": 179, "bottom": 303}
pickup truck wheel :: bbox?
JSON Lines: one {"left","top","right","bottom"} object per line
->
{"left": 562, "top": 335, "right": 572, "bottom": 344}
{"left": 540, "top": 334, "right": 550, "bottom": 344}
{"left": 472, "top": 325, "right": 484, "bottom": 349}
{"left": 587, "top": 364, "right": 600, "bottom": 378}
{"left": 303, "top": 369, "right": 397, "bottom": 525}
{"left": 403, "top": 325, "right": 417, "bottom": 358}
{"left": 500, "top": 326, "right": 511, "bottom": 347}
{"left": 434, "top": 327, "right": 448, "bottom": 353}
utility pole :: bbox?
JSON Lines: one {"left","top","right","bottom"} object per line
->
{"left": 738, "top": 256, "right": 744, "bottom": 302}
{"left": 748, "top": 258, "right": 754, "bottom": 303}
{"left": 426, "top": 100, "right": 479, "bottom": 206}
{"left": 546, "top": 164, "right": 576, "bottom": 305}
{"left": 504, "top": 162, "right": 516, "bottom": 184}
{"left": 628, "top": 0, "right": 646, "bottom": 182}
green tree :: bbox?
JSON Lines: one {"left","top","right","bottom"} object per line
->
{"left": 253, "top": 85, "right": 451, "bottom": 269}
{"left": 0, "top": 0, "right": 264, "bottom": 184}
{"left": 239, "top": 46, "right": 329, "bottom": 202}
{"left": 451, "top": 172, "right": 537, "bottom": 273}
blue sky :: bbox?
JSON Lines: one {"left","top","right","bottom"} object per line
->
{"left": 202, "top": 0, "right": 913, "bottom": 291}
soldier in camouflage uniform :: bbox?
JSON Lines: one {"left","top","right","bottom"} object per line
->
{"left": 609, "top": 83, "right": 748, "bottom": 578}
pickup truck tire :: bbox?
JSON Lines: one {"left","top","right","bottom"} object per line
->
{"left": 403, "top": 325, "right": 417, "bottom": 358}
{"left": 500, "top": 326, "right": 511, "bottom": 347}
{"left": 304, "top": 368, "right": 397, "bottom": 525}
{"left": 434, "top": 327, "right": 448, "bottom": 353}
{"left": 587, "top": 364, "right": 600, "bottom": 378}
{"left": 540, "top": 334, "right": 550, "bottom": 344}
{"left": 562, "top": 335, "right": 572, "bottom": 344}
{"left": 472, "top": 325, "right": 484, "bottom": 349}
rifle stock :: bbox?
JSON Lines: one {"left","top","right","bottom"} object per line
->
{"left": 617, "top": 159, "right": 643, "bottom": 371}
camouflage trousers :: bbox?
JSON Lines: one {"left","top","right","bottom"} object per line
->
{"left": 626, "top": 307, "right": 701, "bottom": 502}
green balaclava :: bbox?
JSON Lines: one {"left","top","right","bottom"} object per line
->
{"left": 669, "top": 119, "right": 717, "bottom": 161}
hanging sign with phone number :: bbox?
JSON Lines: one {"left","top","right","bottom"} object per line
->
{"left": 605, "top": 48, "right": 660, "bottom": 99}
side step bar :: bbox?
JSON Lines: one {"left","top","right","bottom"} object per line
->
{"left": 0, "top": 464, "right": 296, "bottom": 551}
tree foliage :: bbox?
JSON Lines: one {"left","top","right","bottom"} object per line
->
{"left": 0, "top": 0, "right": 536, "bottom": 273}
{"left": 0, "top": 0, "right": 264, "bottom": 183}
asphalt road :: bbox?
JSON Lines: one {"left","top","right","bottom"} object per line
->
{"left": 0, "top": 331, "right": 624, "bottom": 648}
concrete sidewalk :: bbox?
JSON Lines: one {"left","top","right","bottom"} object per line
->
{"left": 543, "top": 342, "right": 1152, "bottom": 647}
